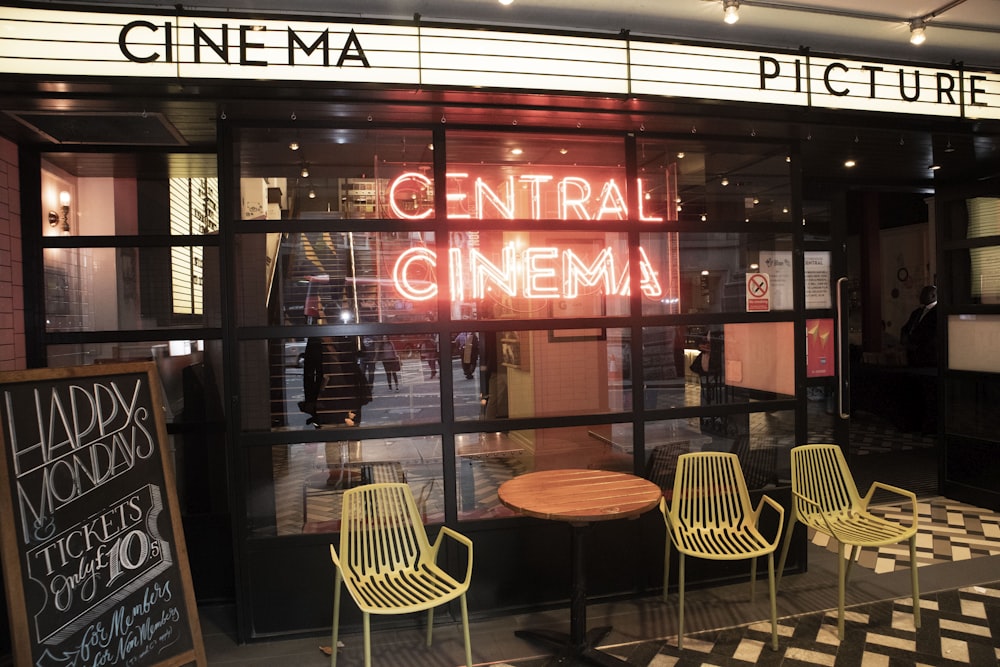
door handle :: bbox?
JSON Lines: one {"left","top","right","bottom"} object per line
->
{"left": 835, "top": 277, "right": 850, "bottom": 419}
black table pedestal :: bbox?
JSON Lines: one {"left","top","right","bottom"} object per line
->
{"left": 514, "top": 523, "right": 635, "bottom": 667}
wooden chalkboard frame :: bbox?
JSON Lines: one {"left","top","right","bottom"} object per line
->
{"left": 0, "top": 362, "right": 206, "bottom": 667}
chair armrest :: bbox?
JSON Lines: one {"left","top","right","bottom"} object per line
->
{"left": 658, "top": 495, "right": 678, "bottom": 536}
{"left": 753, "top": 494, "right": 785, "bottom": 548}
{"left": 790, "top": 489, "right": 840, "bottom": 537}
{"left": 862, "top": 482, "right": 918, "bottom": 527}
{"left": 432, "top": 526, "right": 474, "bottom": 585}
{"left": 329, "top": 544, "right": 341, "bottom": 570}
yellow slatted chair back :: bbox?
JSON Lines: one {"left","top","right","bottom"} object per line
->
{"left": 669, "top": 452, "right": 752, "bottom": 557}
{"left": 790, "top": 444, "right": 859, "bottom": 521}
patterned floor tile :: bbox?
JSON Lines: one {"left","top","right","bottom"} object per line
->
{"left": 809, "top": 497, "right": 1000, "bottom": 573}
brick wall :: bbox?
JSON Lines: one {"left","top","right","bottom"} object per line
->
{"left": 0, "top": 137, "right": 24, "bottom": 371}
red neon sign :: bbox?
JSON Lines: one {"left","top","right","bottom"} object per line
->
{"left": 388, "top": 172, "right": 664, "bottom": 221}
{"left": 392, "top": 245, "right": 664, "bottom": 302}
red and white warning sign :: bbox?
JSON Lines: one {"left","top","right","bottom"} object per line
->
{"left": 746, "top": 272, "right": 770, "bottom": 312}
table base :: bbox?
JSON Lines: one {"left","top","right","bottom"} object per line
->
{"left": 515, "top": 626, "right": 635, "bottom": 666}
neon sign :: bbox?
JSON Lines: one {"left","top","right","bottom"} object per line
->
{"left": 392, "top": 244, "right": 664, "bottom": 302}
{"left": 388, "top": 172, "right": 664, "bottom": 221}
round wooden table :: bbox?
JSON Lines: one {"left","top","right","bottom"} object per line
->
{"left": 498, "top": 469, "right": 662, "bottom": 667}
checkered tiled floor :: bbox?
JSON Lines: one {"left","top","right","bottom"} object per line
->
{"left": 810, "top": 497, "right": 1000, "bottom": 574}
{"left": 604, "top": 583, "right": 1000, "bottom": 667}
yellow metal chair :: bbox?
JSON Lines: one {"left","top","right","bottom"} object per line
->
{"left": 660, "top": 452, "right": 785, "bottom": 650}
{"left": 329, "top": 482, "right": 474, "bottom": 667}
{"left": 776, "top": 444, "right": 920, "bottom": 639}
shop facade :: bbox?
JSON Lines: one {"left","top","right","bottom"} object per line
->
{"left": 1, "top": 2, "right": 999, "bottom": 645}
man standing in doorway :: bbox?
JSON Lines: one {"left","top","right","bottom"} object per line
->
{"left": 901, "top": 285, "right": 938, "bottom": 368}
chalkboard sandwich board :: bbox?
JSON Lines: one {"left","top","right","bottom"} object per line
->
{"left": 0, "top": 362, "right": 206, "bottom": 667}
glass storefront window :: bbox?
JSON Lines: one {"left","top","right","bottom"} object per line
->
{"left": 633, "top": 142, "right": 792, "bottom": 225}
{"left": 240, "top": 336, "right": 442, "bottom": 431}
{"left": 44, "top": 246, "right": 221, "bottom": 331}
{"left": 642, "top": 322, "right": 795, "bottom": 411}
{"left": 453, "top": 327, "right": 630, "bottom": 421}
{"left": 41, "top": 157, "right": 218, "bottom": 236}
{"left": 643, "top": 232, "right": 796, "bottom": 314}
{"left": 445, "top": 131, "right": 628, "bottom": 222}
{"left": 250, "top": 436, "right": 445, "bottom": 537}
{"left": 455, "top": 424, "right": 634, "bottom": 522}
{"left": 46, "top": 340, "right": 224, "bottom": 424}
{"left": 455, "top": 230, "right": 632, "bottom": 321}
{"left": 229, "top": 125, "right": 802, "bottom": 538}
{"left": 234, "top": 128, "right": 434, "bottom": 221}
{"left": 235, "top": 231, "right": 438, "bottom": 327}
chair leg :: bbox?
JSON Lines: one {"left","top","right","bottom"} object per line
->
{"left": 844, "top": 544, "right": 860, "bottom": 585}
{"left": 426, "top": 607, "right": 434, "bottom": 647}
{"left": 331, "top": 572, "right": 342, "bottom": 667}
{"left": 766, "top": 552, "right": 778, "bottom": 651}
{"left": 775, "top": 519, "right": 795, "bottom": 589}
{"left": 460, "top": 593, "right": 473, "bottom": 667}
{"left": 837, "top": 544, "right": 847, "bottom": 639}
{"left": 910, "top": 536, "right": 921, "bottom": 629}
{"left": 677, "top": 553, "right": 686, "bottom": 650}
{"left": 749, "top": 556, "right": 758, "bottom": 603}
{"left": 663, "top": 537, "right": 672, "bottom": 603}
{"left": 363, "top": 613, "right": 372, "bottom": 667}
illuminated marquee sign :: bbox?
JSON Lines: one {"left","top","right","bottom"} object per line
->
{"left": 0, "top": 7, "right": 997, "bottom": 120}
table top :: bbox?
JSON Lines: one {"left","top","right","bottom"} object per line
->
{"left": 498, "top": 469, "right": 662, "bottom": 523}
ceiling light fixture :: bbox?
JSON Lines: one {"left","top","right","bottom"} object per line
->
{"left": 844, "top": 159, "right": 857, "bottom": 168}
{"left": 909, "top": 18, "right": 927, "bottom": 45}
{"left": 300, "top": 165, "right": 310, "bottom": 178}
{"left": 498, "top": 0, "right": 513, "bottom": 5}
{"left": 288, "top": 141, "right": 300, "bottom": 151}
{"left": 720, "top": 176, "right": 729, "bottom": 186}
{"left": 723, "top": 0, "right": 740, "bottom": 24}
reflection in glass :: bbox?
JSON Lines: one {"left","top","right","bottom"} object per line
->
{"left": 242, "top": 337, "right": 442, "bottom": 432}
{"left": 455, "top": 425, "right": 634, "bottom": 522}
{"left": 642, "top": 322, "right": 794, "bottom": 415}
{"left": 46, "top": 340, "right": 224, "bottom": 425}
{"left": 643, "top": 232, "right": 795, "bottom": 314}
{"left": 235, "top": 128, "right": 434, "bottom": 221}
{"left": 236, "top": 231, "right": 438, "bottom": 327}
{"left": 42, "top": 161, "right": 218, "bottom": 237}
{"left": 454, "top": 328, "right": 629, "bottom": 421}
{"left": 44, "top": 247, "right": 220, "bottom": 332}
{"left": 251, "top": 437, "right": 445, "bottom": 537}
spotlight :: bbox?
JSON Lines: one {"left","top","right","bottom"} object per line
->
{"left": 723, "top": 0, "right": 740, "bottom": 24}
{"left": 909, "top": 19, "right": 926, "bottom": 45}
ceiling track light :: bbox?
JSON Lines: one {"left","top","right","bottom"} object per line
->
{"left": 909, "top": 18, "right": 927, "bottom": 45}
{"left": 723, "top": 0, "right": 740, "bottom": 24}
